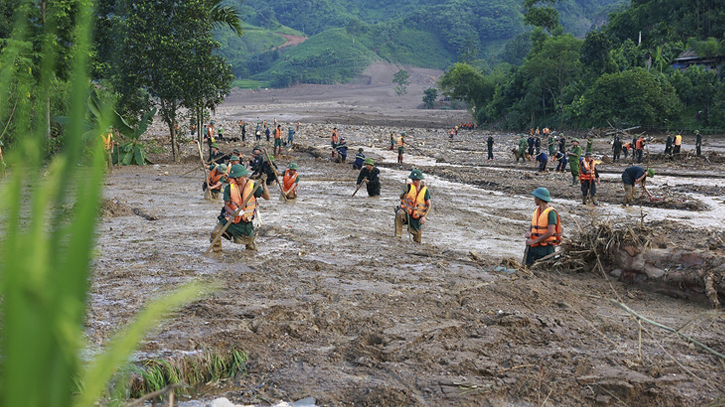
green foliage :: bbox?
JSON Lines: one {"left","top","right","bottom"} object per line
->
{"left": 254, "top": 28, "right": 377, "bottom": 86}
{"left": 393, "top": 69, "right": 410, "bottom": 96}
{"left": 113, "top": 0, "right": 237, "bottom": 162}
{"left": 130, "top": 349, "right": 249, "bottom": 398}
{"left": 423, "top": 87, "right": 438, "bottom": 109}
{"left": 110, "top": 108, "right": 157, "bottom": 166}
{"left": 438, "top": 63, "right": 487, "bottom": 112}
{"left": 523, "top": 0, "right": 561, "bottom": 33}
{"left": 572, "top": 68, "right": 683, "bottom": 127}
{"left": 0, "top": 3, "right": 207, "bottom": 407}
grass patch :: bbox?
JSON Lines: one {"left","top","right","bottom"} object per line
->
{"left": 129, "top": 348, "right": 249, "bottom": 398}
{"left": 232, "top": 79, "right": 270, "bottom": 89}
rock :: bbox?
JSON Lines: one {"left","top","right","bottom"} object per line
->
{"left": 209, "top": 398, "right": 238, "bottom": 407}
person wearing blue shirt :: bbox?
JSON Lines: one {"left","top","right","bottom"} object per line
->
{"left": 352, "top": 148, "right": 365, "bottom": 169}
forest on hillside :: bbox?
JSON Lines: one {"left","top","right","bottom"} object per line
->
{"left": 215, "top": 0, "right": 624, "bottom": 87}
{"left": 437, "top": 0, "right": 725, "bottom": 131}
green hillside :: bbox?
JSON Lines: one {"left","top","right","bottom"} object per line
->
{"left": 217, "top": 0, "right": 626, "bottom": 87}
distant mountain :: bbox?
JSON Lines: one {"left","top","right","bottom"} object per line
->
{"left": 216, "top": 0, "right": 628, "bottom": 87}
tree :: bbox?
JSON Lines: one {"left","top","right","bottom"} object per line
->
{"left": 575, "top": 68, "right": 683, "bottom": 127}
{"left": 438, "top": 63, "right": 488, "bottom": 113}
{"left": 114, "top": 0, "right": 239, "bottom": 162}
{"left": 422, "top": 87, "right": 438, "bottom": 109}
{"left": 393, "top": 69, "right": 410, "bottom": 96}
{"left": 523, "top": 0, "right": 561, "bottom": 33}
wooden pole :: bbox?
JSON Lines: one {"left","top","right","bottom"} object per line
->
{"left": 262, "top": 148, "right": 288, "bottom": 201}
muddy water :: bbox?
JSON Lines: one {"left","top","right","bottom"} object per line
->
{"left": 89, "top": 128, "right": 725, "bottom": 407}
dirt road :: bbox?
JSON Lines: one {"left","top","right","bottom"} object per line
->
{"left": 92, "top": 70, "right": 725, "bottom": 406}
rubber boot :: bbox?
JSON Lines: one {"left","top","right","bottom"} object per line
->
{"left": 582, "top": 196, "right": 587, "bottom": 205}
{"left": 571, "top": 175, "right": 577, "bottom": 187}
{"left": 411, "top": 229, "right": 422, "bottom": 244}
{"left": 395, "top": 210, "right": 404, "bottom": 238}
{"left": 246, "top": 240, "right": 258, "bottom": 251}
{"left": 210, "top": 223, "right": 224, "bottom": 253}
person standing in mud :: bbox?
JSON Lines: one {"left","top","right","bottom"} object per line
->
{"left": 535, "top": 151, "right": 549, "bottom": 172}
{"left": 249, "top": 147, "right": 263, "bottom": 174}
{"left": 612, "top": 134, "right": 622, "bottom": 163}
{"left": 525, "top": 187, "right": 561, "bottom": 266}
{"left": 673, "top": 133, "right": 682, "bottom": 157}
{"left": 534, "top": 134, "right": 541, "bottom": 155}
{"left": 665, "top": 133, "right": 673, "bottom": 156}
{"left": 353, "top": 148, "right": 365, "bottom": 170}
{"left": 548, "top": 133, "right": 556, "bottom": 156}
{"left": 635, "top": 135, "right": 645, "bottom": 163}
{"left": 210, "top": 165, "right": 270, "bottom": 252}
{"left": 567, "top": 138, "right": 582, "bottom": 187}
{"left": 239, "top": 120, "right": 246, "bottom": 142}
{"left": 558, "top": 133, "right": 566, "bottom": 154}
{"left": 209, "top": 143, "right": 227, "bottom": 165}
{"left": 282, "top": 163, "right": 299, "bottom": 199}
{"left": 356, "top": 158, "right": 380, "bottom": 197}
{"left": 695, "top": 130, "right": 702, "bottom": 156}
{"left": 622, "top": 166, "right": 654, "bottom": 206}
{"left": 331, "top": 127, "right": 340, "bottom": 158}
{"left": 486, "top": 134, "right": 494, "bottom": 161}
{"left": 395, "top": 169, "right": 431, "bottom": 244}
{"left": 554, "top": 151, "right": 568, "bottom": 173}
{"left": 579, "top": 153, "right": 600, "bottom": 206}
{"left": 517, "top": 134, "right": 528, "bottom": 162}
{"left": 397, "top": 132, "right": 406, "bottom": 164}
{"left": 273, "top": 124, "right": 284, "bottom": 155}
{"left": 585, "top": 136, "right": 593, "bottom": 155}
{"left": 206, "top": 164, "right": 227, "bottom": 200}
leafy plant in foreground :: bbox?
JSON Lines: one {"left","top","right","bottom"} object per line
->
{"left": 0, "top": 2, "right": 206, "bottom": 407}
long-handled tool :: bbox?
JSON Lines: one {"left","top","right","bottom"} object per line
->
{"left": 262, "top": 148, "right": 288, "bottom": 202}
{"left": 196, "top": 140, "right": 212, "bottom": 200}
{"left": 181, "top": 164, "right": 203, "bottom": 178}
{"left": 522, "top": 246, "right": 530, "bottom": 267}
{"left": 352, "top": 179, "right": 367, "bottom": 197}
{"left": 205, "top": 177, "right": 266, "bottom": 255}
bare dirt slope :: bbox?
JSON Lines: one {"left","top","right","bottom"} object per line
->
{"left": 94, "top": 75, "right": 725, "bottom": 406}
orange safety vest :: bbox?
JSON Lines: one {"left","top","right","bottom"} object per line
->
{"left": 208, "top": 168, "right": 223, "bottom": 187}
{"left": 579, "top": 160, "right": 595, "bottom": 181}
{"left": 397, "top": 137, "right": 404, "bottom": 148}
{"left": 206, "top": 125, "right": 215, "bottom": 138}
{"left": 331, "top": 131, "right": 339, "bottom": 144}
{"left": 401, "top": 183, "right": 428, "bottom": 219}
{"left": 635, "top": 138, "right": 644, "bottom": 150}
{"left": 674, "top": 135, "right": 682, "bottom": 146}
{"left": 530, "top": 206, "right": 562, "bottom": 247}
{"left": 274, "top": 128, "right": 282, "bottom": 139}
{"left": 283, "top": 170, "right": 298, "bottom": 195}
{"left": 228, "top": 179, "right": 257, "bottom": 223}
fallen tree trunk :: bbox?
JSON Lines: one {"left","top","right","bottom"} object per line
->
{"left": 536, "top": 220, "right": 725, "bottom": 308}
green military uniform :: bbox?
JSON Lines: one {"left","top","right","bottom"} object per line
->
{"left": 548, "top": 136, "right": 556, "bottom": 155}
{"left": 517, "top": 136, "right": 528, "bottom": 162}
{"left": 586, "top": 138, "right": 593, "bottom": 155}
{"left": 210, "top": 165, "right": 265, "bottom": 252}
{"left": 568, "top": 139, "right": 582, "bottom": 187}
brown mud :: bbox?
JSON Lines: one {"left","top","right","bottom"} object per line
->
{"left": 91, "top": 66, "right": 725, "bottom": 406}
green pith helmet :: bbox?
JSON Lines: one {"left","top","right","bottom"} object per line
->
{"left": 531, "top": 187, "right": 551, "bottom": 202}
{"left": 252, "top": 146, "right": 261, "bottom": 153}
{"left": 288, "top": 163, "right": 299, "bottom": 170}
{"left": 572, "top": 138, "right": 579, "bottom": 143}
{"left": 695, "top": 130, "right": 700, "bottom": 134}
{"left": 585, "top": 152, "right": 592, "bottom": 157}
{"left": 229, "top": 155, "right": 240, "bottom": 162}
{"left": 210, "top": 120, "right": 215, "bottom": 125}
{"left": 364, "top": 158, "right": 374, "bottom": 166}
{"left": 216, "top": 164, "right": 228, "bottom": 173}
{"left": 401, "top": 132, "right": 406, "bottom": 136}
{"left": 211, "top": 143, "right": 219, "bottom": 149}
{"left": 228, "top": 164, "right": 248, "bottom": 178}
{"left": 647, "top": 168, "right": 655, "bottom": 177}
{"left": 560, "top": 132, "right": 564, "bottom": 136}
{"left": 409, "top": 169, "right": 424, "bottom": 180}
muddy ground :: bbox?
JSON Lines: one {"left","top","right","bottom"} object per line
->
{"left": 90, "top": 64, "right": 725, "bottom": 406}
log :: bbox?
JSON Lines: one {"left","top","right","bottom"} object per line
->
{"left": 612, "top": 248, "right": 724, "bottom": 308}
